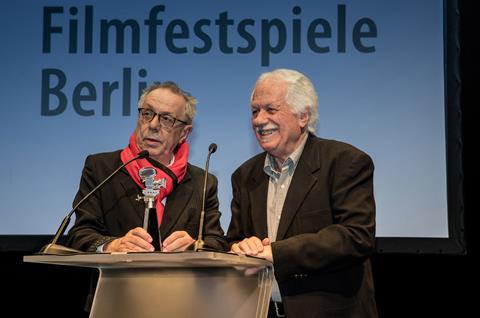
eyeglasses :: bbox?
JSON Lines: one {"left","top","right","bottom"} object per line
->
{"left": 138, "top": 108, "right": 189, "bottom": 127}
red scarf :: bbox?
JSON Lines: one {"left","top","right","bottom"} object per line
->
{"left": 120, "top": 133, "right": 188, "bottom": 226}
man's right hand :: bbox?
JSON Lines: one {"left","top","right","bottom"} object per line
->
{"left": 230, "top": 236, "right": 273, "bottom": 262}
{"left": 104, "top": 227, "right": 155, "bottom": 252}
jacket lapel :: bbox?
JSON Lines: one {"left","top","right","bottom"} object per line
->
{"left": 160, "top": 171, "right": 193, "bottom": 236}
{"left": 119, "top": 168, "right": 145, "bottom": 224}
{"left": 119, "top": 167, "right": 194, "bottom": 235}
{"left": 276, "top": 135, "right": 320, "bottom": 240}
{"left": 248, "top": 154, "right": 269, "bottom": 239}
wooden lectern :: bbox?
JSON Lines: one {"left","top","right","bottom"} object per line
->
{"left": 24, "top": 251, "right": 273, "bottom": 318}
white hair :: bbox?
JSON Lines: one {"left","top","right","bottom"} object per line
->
{"left": 252, "top": 69, "right": 318, "bottom": 133}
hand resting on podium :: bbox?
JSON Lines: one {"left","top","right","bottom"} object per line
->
{"left": 103, "top": 227, "right": 195, "bottom": 253}
{"left": 230, "top": 236, "right": 273, "bottom": 262}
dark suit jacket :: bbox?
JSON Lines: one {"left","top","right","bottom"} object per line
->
{"left": 227, "top": 134, "right": 378, "bottom": 318}
{"left": 67, "top": 150, "right": 227, "bottom": 252}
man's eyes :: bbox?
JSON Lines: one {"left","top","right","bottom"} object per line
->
{"left": 251, "top": 106, "right": 278, "bottom": 115}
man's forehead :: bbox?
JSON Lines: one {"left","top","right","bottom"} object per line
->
{"left": 252, "top": 80, "right": 286, "bottom": 105}
{"left": 144, "top": 89, "right": 185, "bottom": 112}
{"left": 145, "top": 87, "right": 178, "bottom": 101}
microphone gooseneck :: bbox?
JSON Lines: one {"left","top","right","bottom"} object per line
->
{"left": 38, "top": 150, "right": 150, "bottom": 255}
{"left": 193, "top": 143, "right": 217, "bottom": 252}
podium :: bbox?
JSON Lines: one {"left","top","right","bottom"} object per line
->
{"left": 24, "top": 251, "right": 273, "bottom": 318}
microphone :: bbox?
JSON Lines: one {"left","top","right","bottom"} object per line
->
{"left": 192, "top": 143, "right": 217, "bottom": 251}
{"left": 38, "top": 150, "right": 150, "bottom": 255}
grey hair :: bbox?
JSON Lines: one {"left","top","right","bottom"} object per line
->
{"left": 252, "top": 69, "right": 318, "bottom": 133}
{"left": 138, "top": 81, "right": 197, "bottom": 123}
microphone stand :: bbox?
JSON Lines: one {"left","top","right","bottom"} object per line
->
{"left": 38, "top": 151, "right": 149, "bottom": 255}
{"left": 139, "top": 167, "right": 164, "bottom": 251}
{"left": 192, "top": 143, "right": 217, "bottom": 251}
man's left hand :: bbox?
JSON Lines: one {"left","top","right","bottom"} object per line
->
{"left": 231, "top": 237, "right": 273, "bottom": 262}
{"left": 257, "top": 238, "right": 273, "bottom": 262}
{"left": 162, "top": 231, "right": 195, "bottom": 252}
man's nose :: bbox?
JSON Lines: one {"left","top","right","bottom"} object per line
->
{"left": 252, "top": 109, "right": 269, "bottom": 125}
{"left": 148, "top": 115, "right": 161, "bottom": 130}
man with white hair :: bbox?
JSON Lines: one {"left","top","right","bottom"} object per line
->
{"left": 227, "top": 69, "right": 378, "bottom": 317}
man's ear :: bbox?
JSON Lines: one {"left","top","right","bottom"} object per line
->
{"left": 179, "top": 125, "right": 192, "bottom": 144}
{"left": 298, "top": 110, "right": 310, "bottom": 129}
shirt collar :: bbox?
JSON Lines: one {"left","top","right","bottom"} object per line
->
{"left": 263, "top": 133, "right": 308, "bottom": 179}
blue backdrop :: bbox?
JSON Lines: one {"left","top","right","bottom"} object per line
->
{"left": 0, "top": 0, "right": 447, "bottom": 238}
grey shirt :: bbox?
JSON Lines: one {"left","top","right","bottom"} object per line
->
{"left": 263, "top": 133, "right": 308, "bottom": 301}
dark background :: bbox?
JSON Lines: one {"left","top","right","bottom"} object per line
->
{"left": 1, "top": 2, "right": 475, "bottom": 316}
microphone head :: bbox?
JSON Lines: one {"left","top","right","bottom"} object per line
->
{"left": 138, "top": 150, "right": 150, "bottom": 159}
{"left": 208, "top": 143, "right": 217, "bottom": 154}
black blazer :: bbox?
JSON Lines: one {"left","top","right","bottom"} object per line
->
{"left": 227, "top": 134, "right": 378, "bottom": 318}
{"left": 67, "top": 150, "right": 227, "bottom": 252}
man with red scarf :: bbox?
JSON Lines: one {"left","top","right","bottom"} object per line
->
{"left": 67, "top": 82, "right": 227, "bottom": 253}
